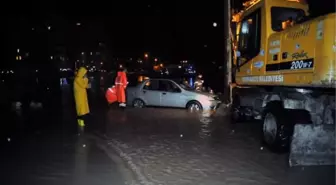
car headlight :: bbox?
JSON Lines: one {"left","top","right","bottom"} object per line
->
{"left": 207, "top": 96, "right": 215, "bottom": 101}
{"left": 200, "top": 95, "right": 214, "bottom": 102}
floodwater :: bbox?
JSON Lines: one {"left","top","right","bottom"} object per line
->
{"left": 0, "top": 78, "right": 127, "bottom": 185}
{"left": 0, "top": 76, "right": 334, "bottom": 185}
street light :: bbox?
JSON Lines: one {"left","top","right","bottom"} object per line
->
{"left": 213, "top": 22, "right": 218, "bottom": 27}
{"left": 144, "top": 53, "right": 148, "bottom": 58}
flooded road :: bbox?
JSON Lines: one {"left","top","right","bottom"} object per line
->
{"left": 0, "top": 78, "right": 334, "bottom": 185}
{"left": 1, "top": 133, "right": 127, "bottom": 185}
{"left": 95, "top": 107, "right": 335, "bottom": 185}
{"left": 0, "top": 84, "right": 130, "bottom": 185}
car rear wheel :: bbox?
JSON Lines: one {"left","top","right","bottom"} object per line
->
{"left": 187, "top": 101, "right": 202, "bottom": 112}
{"left": 133, "top": 99, "right": 145, "bottom": 108}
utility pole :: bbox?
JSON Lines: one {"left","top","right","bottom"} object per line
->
{"left": 224, "top": 0, "right": 232, "bottom": 104}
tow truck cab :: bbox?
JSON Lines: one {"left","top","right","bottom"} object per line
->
{"left": 232, "top": 0, "right": 309, "bottom": 81}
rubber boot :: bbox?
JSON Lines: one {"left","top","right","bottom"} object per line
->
{"left": 119, "top": 102, "right": 126, "bottom": 108}
{"left": 77, "top": 119, "right": 85, "bottom": 127}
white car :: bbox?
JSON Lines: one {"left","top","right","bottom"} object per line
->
{"left": 126, "top": 78, "right": 221, "bottom": 111}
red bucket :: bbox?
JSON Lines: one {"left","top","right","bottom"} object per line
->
{"left": 105, "top": 86, "right": 117, "bottom": 104}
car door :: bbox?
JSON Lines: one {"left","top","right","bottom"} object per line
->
{"left": 159, "top": 80, "right": 184, "bottom": 108}
{"left": 141, "top": 79, "right": 161, "bottom": 106}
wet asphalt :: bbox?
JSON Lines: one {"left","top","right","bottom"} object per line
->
{"left": 0, "top": 85, "right": 128, "bottom": 185}
{"left": 0, "top": 133, "right": 126, "bottom": 185}
{"left": 0, "top": 81, "right": 335, "bottom": 185}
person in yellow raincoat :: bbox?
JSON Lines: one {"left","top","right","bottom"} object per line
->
{"left": 74, "top": 67, "right": 90, "bottom": 127}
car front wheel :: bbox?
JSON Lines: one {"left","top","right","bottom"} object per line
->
{"left": 132, "top": 99, "right": 145, "bottom": 108}
{"left": 187, "top": 101, "right": 202, "bottom": 112}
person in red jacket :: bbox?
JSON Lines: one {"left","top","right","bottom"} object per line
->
{"left": 115, "top": 67, "right": 128, "bottom": 108}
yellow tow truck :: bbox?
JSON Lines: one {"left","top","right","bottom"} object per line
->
{"left": 231, "top": 0, "right": 335, "bottom": 166}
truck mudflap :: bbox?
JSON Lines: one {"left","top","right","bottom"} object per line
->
{"left": 289, "top": 124, "right": 335, "bottom": 167}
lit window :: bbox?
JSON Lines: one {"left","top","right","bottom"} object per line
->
{"left": 241, "top": 21, "right": 249, "bottom": 34}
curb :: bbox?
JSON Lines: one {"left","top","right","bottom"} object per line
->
{"left": 88, "top": 134, "right": 140, "bottom": 185}
{"left": 107, "top": 139, "right": 154, "bottom": 185}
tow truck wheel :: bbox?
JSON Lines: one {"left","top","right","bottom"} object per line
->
{"left": 231, "top": 95, "right": 244, "bottom": 123}
{"left": 262, "top": 102, "right": 290, "bottom": 152}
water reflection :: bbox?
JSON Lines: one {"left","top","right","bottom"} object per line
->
{"left": 73, "top": 135, "right": 89, "bottom": 184}
{"left": 198, "top": 111, "right": 213, "bottom": 139}
{"left": 60, "top": 78, "right": 68, "bottom": 86}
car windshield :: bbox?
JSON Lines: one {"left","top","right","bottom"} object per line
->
{"left": 179, "top": 83, "right": 194, "bottom": 91}
{"left": 271, "top": 7, "right": 306, "bottom": 31}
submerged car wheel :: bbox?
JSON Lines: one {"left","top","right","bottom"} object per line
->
{"left": 132, "top": 99, "right": 145, "bottom": 108}
{"left": 187, "top": 101, "right": 202, "bottom": 112}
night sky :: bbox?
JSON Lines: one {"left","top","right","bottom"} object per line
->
{"left": 3, "top": 0, "right": 335, "bottom": 68}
